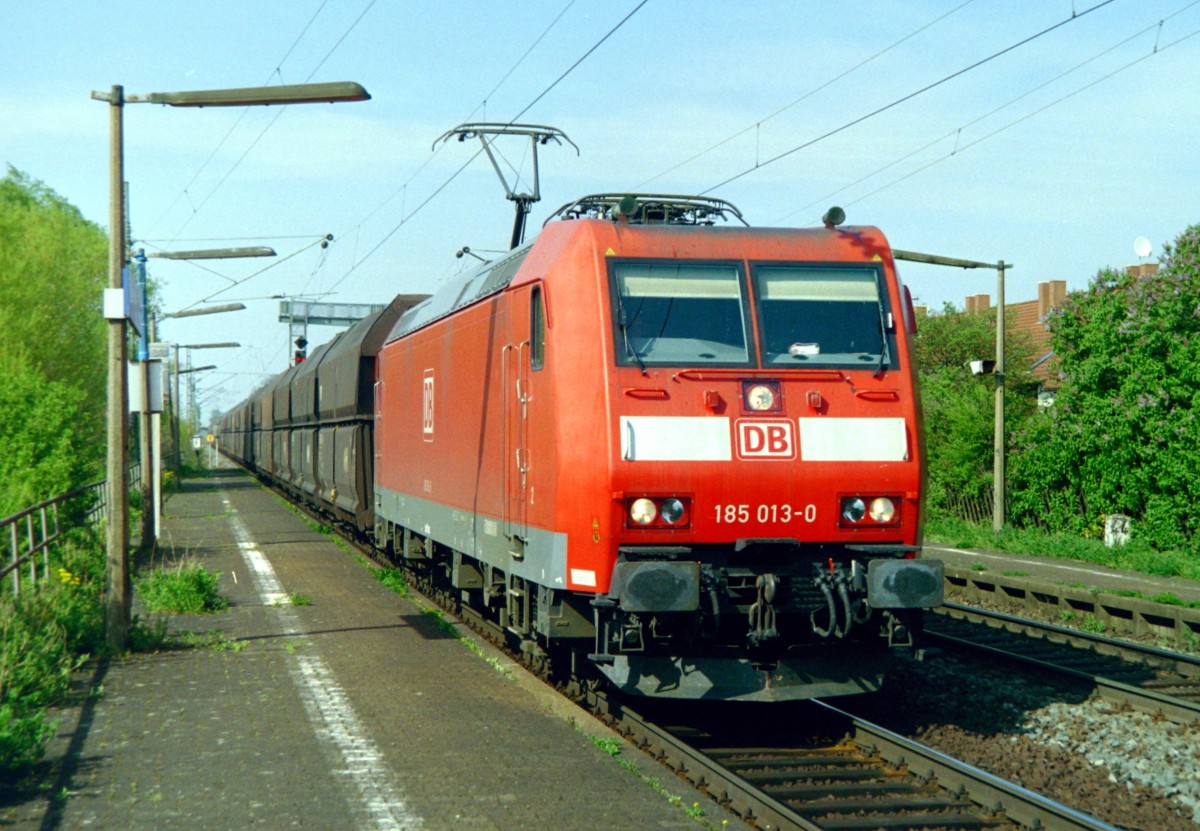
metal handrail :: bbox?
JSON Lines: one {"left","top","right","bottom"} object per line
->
{"left": 1, "top": 462, "right": 141, "bottom": 597}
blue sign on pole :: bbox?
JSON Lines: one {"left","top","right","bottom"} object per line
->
{"left": 123, "top": 263, "right": 145, "bottom": 339}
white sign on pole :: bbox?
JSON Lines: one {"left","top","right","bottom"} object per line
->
{"left": 128, "top": 360, "right": 164, "bottom": 413}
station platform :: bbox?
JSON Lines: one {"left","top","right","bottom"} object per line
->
{"left": 6, "top": 466, "right": 740, "bottom": 831}
{"left": 927, "top": 540, "right": 1200, "bottom": 648}
{"left": 927, "top": 542, "right": 1200, "bottom": 607}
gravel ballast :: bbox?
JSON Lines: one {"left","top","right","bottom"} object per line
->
{"left": 857, "top": 652, "right": 1200, "bottom": 829}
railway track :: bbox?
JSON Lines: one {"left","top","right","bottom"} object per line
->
{"left": 387, "top": 551, "right": 1129, "bottom": 830}
{"left": 927, "top": 601, "right": 1200, "bottom": 724}
{"left": 276, "top": 491, "right": 1135, "bottom": 830}
{"left": 591, "top": 695, "right": 1122, "bottom": 831}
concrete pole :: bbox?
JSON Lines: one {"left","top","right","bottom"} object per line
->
{"left": 993, "top": 261, "right": 1006, "bottom": 532}
{"left": 173, "top": 344, "right": 182, "bottom": 473}
{"left": 103, "top": 85, "right": 130, "bottom": 651}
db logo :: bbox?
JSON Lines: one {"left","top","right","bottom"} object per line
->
{"left": 422, "top": 371, "right": 435, "bottom": 440}
{"left": 736, "top": 419, "right": 796, "bottom": 460}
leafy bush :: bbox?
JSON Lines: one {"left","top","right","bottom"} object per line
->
{"left": 0, "top": 353, "right": 91, "bottom": 518}
{"left": 0, "top": 528, "right": 106, "bottom": 775}
{"left": 0, "top": 702, "right": 55, "bottom": 774}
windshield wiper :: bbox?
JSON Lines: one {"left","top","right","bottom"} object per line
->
{"left": 617, "top": 301, "right": 648, "bottom": 376}
{"left": 873, "top": 305, "right": 890, "bottom": 378}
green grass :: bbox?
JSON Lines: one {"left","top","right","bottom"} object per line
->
{"left": 173, "top": 630, "right": 247, "bottom": 652}
{"left": 926, "top": 516, "right": 1200, "bottom": 582}
{"left": 585, "top": 733, "right": 713, "bottom": 826}
{"left": 1148, "top": 592, "right": 1200, "bottom": 609}
{"left": 1081, "top": 614, "right": 1107, "bottom": 634}
{"left": 135, "top": 561, "right": 227, "bottom": 614}
{"left": 373, "top": 567, "right": 412, "bottom": 598}
{"left": 128, "top": 615, "right": 170, "bottom": 651}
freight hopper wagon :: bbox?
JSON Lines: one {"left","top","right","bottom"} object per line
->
{"left": 373, "top": 195, "right": 942, "bottom": 702}
{"left": 221, "top": 294, "right": 426, "bottom": 535}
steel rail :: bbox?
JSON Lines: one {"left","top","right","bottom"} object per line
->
{"left": 814, "top": 700, "right": 1123, "bottom": 831}
{"left": 937, "top": 601, "right": 1200, "bottom": 675}
{"left": 592, "top": 689, "right": 1120, "bottom": 831}
{"left": 590, "top": 691, "right": 817, "bottom": 831}
{"left": 928, "top": 602, "right": 1200, "bottom": 724}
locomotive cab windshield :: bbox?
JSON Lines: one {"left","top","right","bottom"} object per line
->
{"left": 612, "top": 261, "right": 751, "bottom": 366}
{"left": 753, "top": 263, "right": 894, "bottom": 370}
{"left": 609, "top": 258, "right": 897, "bottom": 371}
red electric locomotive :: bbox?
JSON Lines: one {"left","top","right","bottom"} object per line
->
{"left": 372, "top": 194, "right": 941, "bottom": 701}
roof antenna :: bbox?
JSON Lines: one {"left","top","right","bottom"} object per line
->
{"left": 435, "top": 123, "right": 579, "bottom": 250}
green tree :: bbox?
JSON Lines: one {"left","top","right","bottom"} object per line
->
{"left": 0, "top": 167, "right": 109, "bottom": 513}
{"left": 0, "top": 353, "right": 91, "bottom": 516}
{"left": 914, "top": 303, "right": 1037, "bottom": 519}
{"left": 1009, "top": 225, "right": 1200, "bottom": 549}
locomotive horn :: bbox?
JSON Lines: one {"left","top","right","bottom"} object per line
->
{"left": 822, "top": 206, "right": 846, "bottom": 228}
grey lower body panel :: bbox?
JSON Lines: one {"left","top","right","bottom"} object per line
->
{"left": 374, "top": 484, "right": 568, "bottom": 588}
{"left": 597, "top": 652, "right": 891, "bottom": 702}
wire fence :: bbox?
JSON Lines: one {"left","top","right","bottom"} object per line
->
{"left": 935, "top": 487, "right": 994, "bottom": 525}
{"left": 1, "top": 463, "right": 141, "bottom": 599}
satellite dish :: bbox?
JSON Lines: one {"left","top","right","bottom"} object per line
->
{"left": 1133, "top": 236, "right": 1153, "bottom": 259}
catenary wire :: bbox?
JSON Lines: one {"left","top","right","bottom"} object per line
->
{"left": 184, "top": 1, "right": 586, "bottom": 393}
{"left": 633, "top": 0, "right": 978, "bottom": 191}
{"left": 330, "top": 0, "right": 582, "bottom": 258}
{"left": 698, "top": 0, "right": 1119, "bottom": 196}
{"left": 144, "top": 0, "right": 336, "bottom": 238}
{"left": 168, "top": 235, "right": 332, "bottom": 315}
{"left": 835, "top": 24, "right": 1200, "bottom": 217}
{"left": 773, "top": 1, "right": 1200, "bottom": 225}
{"left": 163, "top": 0, "right": 378, "bottom": 243}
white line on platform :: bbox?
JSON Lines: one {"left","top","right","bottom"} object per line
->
{"left": 228, "top": 508, "right": 424, "bottom": 831}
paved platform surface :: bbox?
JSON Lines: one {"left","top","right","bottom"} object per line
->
{"left": 927, "top": 542, "right": 1200, "bottom": 605}
{"left": 3, "top": 468, "right": 742, "bottom": 831}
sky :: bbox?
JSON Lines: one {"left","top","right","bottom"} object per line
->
{"left": 2, "top": 1, "right": 1197, "bottom": 416}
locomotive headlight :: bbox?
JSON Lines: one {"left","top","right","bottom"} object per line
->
{"left": 630, "top": 498, "right": 657, "bottom": 526}
{"left": 840, "top": 497, "right": 867, "bottom": 523}
{"left": 660, "top": 498, "right": 687, "bottom": 525}
{"left": 744, "top": 383, "right": 776, "bottom": 412}
{"left": 869, "top": 497, "right": 896, "bottom": 523}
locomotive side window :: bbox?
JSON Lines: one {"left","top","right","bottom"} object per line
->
{"left": 610, "top": 261, "right": 750, "bottom": 367}
{"left": 530, "top": 285, "right": 546, "bottom": 371}
{"left": 751, "top": 265, "right": 895, "bottom": 369}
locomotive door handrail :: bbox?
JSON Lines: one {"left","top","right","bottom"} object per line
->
{"left": 501, "top": 340, "right": 532, "bottom": 554}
